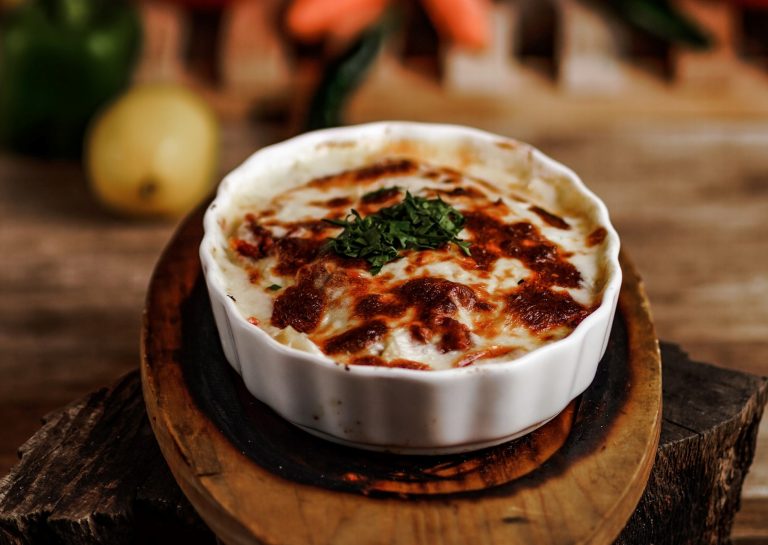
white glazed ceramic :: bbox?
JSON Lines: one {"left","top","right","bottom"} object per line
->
{"left": 200, "top": 122, "right": 621, "bottom": 454}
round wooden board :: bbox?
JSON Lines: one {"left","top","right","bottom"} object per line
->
{"left": 141, "top": 207, "right": 661, "bottom": 545}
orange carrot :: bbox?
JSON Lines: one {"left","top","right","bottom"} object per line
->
{"left": 421, "top": 0, "right": 491, "bottom": 49}
{"left": 287, "top": 0, "right": 387, "bottom": 42}
{"left": 328, "top": 0, "right": 388, "bottom": 43}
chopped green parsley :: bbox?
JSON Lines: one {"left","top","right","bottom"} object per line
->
{"left": 324, "top": 192, "right": 471, "bottom": 275}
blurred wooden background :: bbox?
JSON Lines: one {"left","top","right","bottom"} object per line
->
{"left": 133, "top": 0, "right": 768, "bottom": 119}
{"left": 1, "top": 0, "right": 767, "bottom": 542}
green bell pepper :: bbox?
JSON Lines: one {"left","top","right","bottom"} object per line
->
{"left": 0, "top": 0, "right": 141, "bottom": 157}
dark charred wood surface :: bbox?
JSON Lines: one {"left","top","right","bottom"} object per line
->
{"left": 0, "top": 343, "right": 763, "bottom": 545}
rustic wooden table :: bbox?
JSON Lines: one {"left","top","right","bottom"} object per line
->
{"left": 1, "top": 118, "right": 767, "bottom": 542}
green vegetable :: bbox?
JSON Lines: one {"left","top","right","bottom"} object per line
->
{"left": 587, "top": 0, "right": 711, "bottom": 49}
{"left": 325, "top": 192, "right": 471, "bottom": 275}
{"left": 304, "top": 11, "right": 395, "bottom": 131}
{"left": 0, "top": 0, "right": 141, "bottom": 157}
{"left": 267, "top": 284, "right": 282, "bottom": 291}
{"left": 615, "top": 0, "right": 711, "bottom": 48}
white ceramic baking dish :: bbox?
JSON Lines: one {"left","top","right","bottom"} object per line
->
{"left": 200, "top": 121, "right": 621, "bottom": 454}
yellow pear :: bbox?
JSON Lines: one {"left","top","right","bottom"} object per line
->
{"left": 86, "top": 83, "right": 219, "bottom": 217}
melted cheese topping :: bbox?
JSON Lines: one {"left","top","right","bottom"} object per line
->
{"left": 218, "top": 158, "right": 608, "bottom": 370}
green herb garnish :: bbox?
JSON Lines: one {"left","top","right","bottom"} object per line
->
{"left": 267, "top": 284, "right": 282, "bottom": 291}
{"left": 324, "top": 192, "right": 471, "bottom": 275}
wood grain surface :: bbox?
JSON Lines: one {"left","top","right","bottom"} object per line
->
{"left": 1, "top": 117, "right": 767, "bottom": 540}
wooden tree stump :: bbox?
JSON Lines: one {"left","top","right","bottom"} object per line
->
{"left": 616, "top": 343, "right": 768, "bottom": 545}
{"left": 0, "top": 373, "right": 213, "bottom": 545}
{"left": 0, "top": 344, "right": 764, "bottom": 545}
